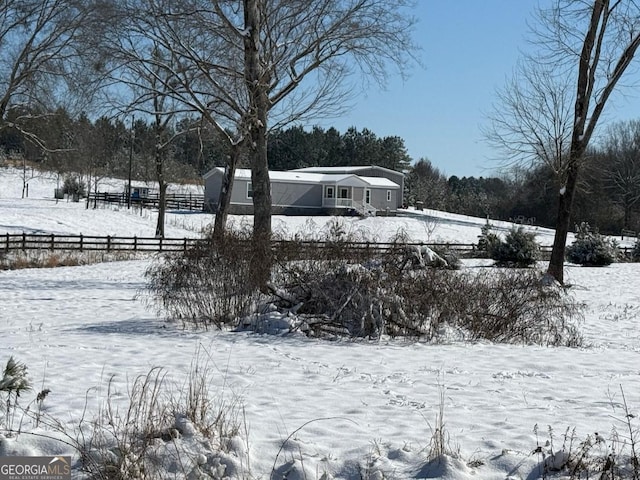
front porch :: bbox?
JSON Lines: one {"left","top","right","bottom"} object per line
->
{"left": 322, "top": 184, "right": 376, "bottom": 216}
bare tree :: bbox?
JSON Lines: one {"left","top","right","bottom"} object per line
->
{"left": 241, "top": 0, "right": 417, "bottom": 260}
{"left": 91, "top": 0, "right": 416, "bottom": 287}
{"left": 0, "top": 0, "right": 95, "bottom": 148}
{"left": 93, "top": 0, "right": 250, "bottom": 238}
{"left": 119, "top": 47, "right": 192, "bottom": 238}
{"left": 487, "top": 0, "right": 640, "bottom": 284}
{"left": 485, "top": 61, "right": 574, "bottom": 176}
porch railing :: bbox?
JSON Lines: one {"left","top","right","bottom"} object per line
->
{"left": 322, "top": 197, "right": 353, "bottom": 208}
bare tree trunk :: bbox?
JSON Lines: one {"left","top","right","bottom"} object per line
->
{"left": 22, "top": 157, "right": 27, "bottom": 198}
{"left": 547, "top": 162, "right": 580, "bottom": 284}
{"left": 213, "top": 146, "right": 240, "bottom": 238}
{"left": 244, "top": 0, "right": 272, "bottom": 289}
{"left": 155, "top": 147, "right": 166, "bottom": 238}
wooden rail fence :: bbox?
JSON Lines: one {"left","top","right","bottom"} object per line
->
{"left": 4, "top": 233, "right": 637, "bottom": 259}
{"left": 87, "top": 192, "right": 205, "bottom": 211}
{"left": 1, "top": 233, "right": 200, "bottom": 253}
{"left": 1, "top": 233, "right": 554, "bottom": 257}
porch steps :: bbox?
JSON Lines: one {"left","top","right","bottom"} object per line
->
{"left": 353, "top": 201, "right": 377, "bottom": 217}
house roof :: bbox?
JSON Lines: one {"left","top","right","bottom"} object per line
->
{"left": 204, "top": 167, "right": 400, "bottom": 188}
{"left": 293, "top": 165, "right": 405, "bottom": 178}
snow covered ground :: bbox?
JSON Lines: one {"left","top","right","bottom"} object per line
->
{"left": 1, "top": 166, "right": 640, "bottom": 479}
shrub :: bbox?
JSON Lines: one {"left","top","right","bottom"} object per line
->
{"left": 275, "top": 243, "right": 583, "bottom": 346}
{"left": 477, "top": 221, "right": 499, "bottom": 253}
{"left": 489, "top": 226, "right": 540, "bottom": 267}
{"left": 431, "top": 245, "right": 462, "bottom": 270}
{"left": 143, "top": 228, "right": 261, "bottom": 329}
{"left": 146, "top": 226, "right": 582, "bottom": 346}
{"left": 566, "top": 222, "right": 617, "bottom": 266}
{"left": 62, "top": 175, "right": 86, "bottom": 197}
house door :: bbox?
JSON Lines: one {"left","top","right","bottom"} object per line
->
{"left": 364, "top": 189, "right": 371, "bottom": 205}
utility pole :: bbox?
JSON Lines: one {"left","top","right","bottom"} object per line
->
{"left": 127, "top": 115, "right": 134, "bottom": 209}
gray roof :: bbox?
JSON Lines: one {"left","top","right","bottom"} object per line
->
{"left": 293, "top": 165, "right": 405, "bottom": 177}
{"left": 204, "top": 167, "right": 400, "bottom": 188}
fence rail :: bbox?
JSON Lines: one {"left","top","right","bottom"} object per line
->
{"left": 2, "top": 233, "right": 636, "bottom": 259}
{"left": 87, "top": 192, "right": 205, "bottom": 211}
{"left": 0, "top": 233, "right": 551, "bottom": 256}
{"left": 0, "top": 233, "right": 200, "bottom": 253}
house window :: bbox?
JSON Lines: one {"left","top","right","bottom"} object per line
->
{"left": 339, "top": 187, "right": 349, "bottom": 199}
{"left": 325, "top": 186, "right": 334, "bottom": 198}
{"left": 387, "top": 190, "right": 392, "bottom": 202}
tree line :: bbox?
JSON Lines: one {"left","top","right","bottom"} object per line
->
{"left": 0, "top": 116, "right": 413, "bottom": 177}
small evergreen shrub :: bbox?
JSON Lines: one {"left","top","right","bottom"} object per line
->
{"left": 62, "top": 175, "right": 86, "bottom": 197}
{"left": 489, "top": 226, "right": 540, "bottom": 267}
{"left": 477, "top": 222, "right": 500, "bottom": 253}
{"left": 566, "top": 222, "right": 617, "bottom": 266}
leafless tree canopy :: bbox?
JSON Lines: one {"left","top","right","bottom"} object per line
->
{"left": 0, "top": 0, "right": 94, "bottom": 145}
{"left": 96, "top": 0, "right": 417, "bottom": 147}
{"left": 485, "top": 61, "right": 574, "bottom": 177}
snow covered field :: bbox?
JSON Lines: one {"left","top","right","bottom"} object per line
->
{"left": 1, "top": 166, "right": 640, "bottom": 479}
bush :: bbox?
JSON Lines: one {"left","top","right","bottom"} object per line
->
{"left": 62, "top": 175, "right": 86, "bottom": 197}
{"left": 146, "top": 226, "right": 582, "bottom": 346}
{"left": 143, "top": 228, "right": 261, "bottom": 329}
{"left": 477, "top": 221, "right": 500, "bottom": 253}
{"left": 431, "top": 245, "right": 462, "bottom": 270}
{"left": 566, "top": 222, "right": 617, "bottom": 266}
{"left": 274, "top": 240, "right": 583, "bottom": 346}
{"left": 489, "top": 227, "right": 540, "bottom": 267}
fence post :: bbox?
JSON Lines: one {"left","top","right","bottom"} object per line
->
{"left": 133, "top": 235, "right": 137, "bottom": 251}
{"left": 4, "top": 233, "right": 8, "bottom": 252}
{"left": 22, "top": 232, "right": 26, "bottom": 251}
{"left": 80, "top": 234, "right": 83, "bottom": 252}
{"left": 159, "top": 237, "right": 163, "bottom": 251}
{"left": 50, "top": 233, "right": 55, "bottom": 251}
{"left": 107, "top": 235, "right": 111, "bottom": 252}
{"left": 183, "top": 237, "right": 187, "bottom": 252}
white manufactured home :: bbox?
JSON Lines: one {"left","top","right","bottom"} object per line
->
{"left": 203, "top": 165, "right": 404, "bottom": 216}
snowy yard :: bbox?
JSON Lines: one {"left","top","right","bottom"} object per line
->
{"left": 1, "top": 167, "right": 640, "bottom": 479}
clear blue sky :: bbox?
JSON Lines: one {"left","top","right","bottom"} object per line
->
{"left": 315, "top": 1, "right": 539, "bottom": 178}
{"left": 314, "top": 1, "right": 539, "bottom": 178}
{"left": 314, "top": 1, "right": 640, "bottom": 178}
